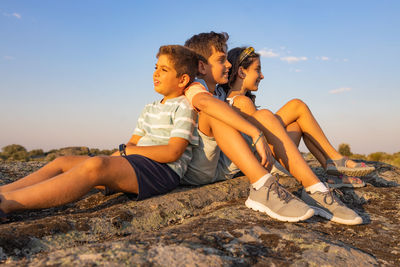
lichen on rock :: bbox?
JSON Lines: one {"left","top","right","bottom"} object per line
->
{"left": 0, "top": 159, "right": 399, "bottom": 266}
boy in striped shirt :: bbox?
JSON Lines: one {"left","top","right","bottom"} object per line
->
{"left": 0, "top": 45, "right": 198, "bottom": 216}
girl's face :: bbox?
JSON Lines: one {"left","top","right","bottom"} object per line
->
{"left": 242, "top": 58, "right": 264, "bottom": 92}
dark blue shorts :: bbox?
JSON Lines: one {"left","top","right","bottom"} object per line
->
{"left": 123, "top": 154, "right": 180, "bottom": 200}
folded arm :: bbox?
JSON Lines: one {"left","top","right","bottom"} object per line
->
{"left": 113, "top": 135, "right": 189, "bottom": 163}
{"left": 192, "top": 92, "right": 270, "bottom": 166}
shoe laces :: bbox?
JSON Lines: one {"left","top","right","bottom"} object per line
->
{"left": 322, "top": 187, "right": 345, "bottom": 206}
{"left": 266, "top": 176, "right": 293, "bottom": 203}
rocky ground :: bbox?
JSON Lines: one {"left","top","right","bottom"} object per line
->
{"left": 0, "top": 158, "right": 399, "bottom": 266}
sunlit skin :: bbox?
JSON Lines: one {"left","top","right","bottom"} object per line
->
{"left": 198, "top": 46, "right": 232, "bottom": 93}
{"left": 227, "top": 52, "right": 361, "bottom": 188}
{"left": 188, "top": 45, "right": 276, "bottom": 183}
{"left": 229, "top": 58, "right": 264, "bottom": 97}
{"left": 0, "top": 53, "right": 192, "bottom": 214}
{"left": 153, "top": 55, "right": 189, "bottom": 102}
{"left": 242, "top": 58, "right": 264, "bottom": 92}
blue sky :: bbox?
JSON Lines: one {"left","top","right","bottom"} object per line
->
{"left": 1, "top": 0, "right": 399, "bottom": 154}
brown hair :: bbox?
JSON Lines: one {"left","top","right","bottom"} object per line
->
{"left": 184, "top": 31, "right": 229, "bottom": 62}
{"left": 222, "top": 47, "right": 260, "bottom": 103}
{"left": 157, "top": 45, "right": 199, "bottom": 85}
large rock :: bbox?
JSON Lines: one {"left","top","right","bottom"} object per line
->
{"left": 0, "top": 159, "right": 399, "bottom": 266}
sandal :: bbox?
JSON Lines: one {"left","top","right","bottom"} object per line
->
{"left": 326, "top": 157, "right": 375, "bottom": 176}
{"left": 326, "top": 174, "right": 366, "bottom": 189}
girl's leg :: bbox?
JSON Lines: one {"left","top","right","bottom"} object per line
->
{"left": 248, "top": 109, "right": 321, "bottom": 187}
{"left": 0, "top": 156, "right": 90, "bottom": 193}
{"left": 285, "top": 121, "right": 328, "bottom": 167}
{"left": 275, "top": 99, "right": 355, "bottom": 168}
{"left": 0, "top": 156, "right": 137, "bottom": 214}
{"left": 198, "top": 113, "right": 272, "bottom": 184}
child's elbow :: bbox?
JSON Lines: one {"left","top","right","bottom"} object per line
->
{"left": 192, "top": 93, "right": 211, "bottom": 111}
{"left": 168, "top": 147, "right": 186, "bottom": 162}
{"left": 169, "top": 150, "right": 184, "bottom": 162}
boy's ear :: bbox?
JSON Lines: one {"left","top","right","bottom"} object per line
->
{"left": 198, "top": 60, "right": 207, "bottom": 75}
{"left": 238, "top": 66, "right": 246, "bottom": 79}
{"left": 178, "top": 74, "right": 191, "bottom": 88}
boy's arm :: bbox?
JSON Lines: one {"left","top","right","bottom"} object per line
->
{"left": 192, "top": 92, "right": 271, "bottom": 166}
{"left": 110, "top": 134, "right": 142, "bottom": 156}
{"left": 116, "top": 100, "right": 195, "bottom": 163}
{"left": 125, "top": 137, "right": 189, "bottom": 163}
{"left": 112, "top": 134, "right": 188, "bottom": 162}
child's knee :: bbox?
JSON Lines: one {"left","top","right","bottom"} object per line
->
{"left": 51, "top": 156, "right": 74, "bottom": 169}
{"left": 254, "top": 108, "right": 276, "bottom": 121}
{"left": 287, "top": 98, "right": 309, "bottom": 112}
{"left": 81, "top": 156, "right": 110, "bottom": 182}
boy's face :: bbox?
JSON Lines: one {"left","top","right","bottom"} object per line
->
{"left": 153, "top": 55, "right": 184, "bottom": 100}
{"left": 202, "top": 46, "right": 232, "bottom": 89}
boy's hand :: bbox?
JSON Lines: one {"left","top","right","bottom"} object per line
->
{"left": 253, "top": 134, "right": 274, "bottom": 169}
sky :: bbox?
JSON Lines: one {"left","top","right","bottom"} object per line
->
{"left": 1, "top": 0, "right": 399, "bottom": 155}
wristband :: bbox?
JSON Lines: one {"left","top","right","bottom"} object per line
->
{"left": 251, "top": 132, "right": 264, "bottom": 147}
{"left": 119, "top": 144, "right": 127, "bottom": 156}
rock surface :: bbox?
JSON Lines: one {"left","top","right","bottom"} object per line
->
{"left": 0, "top": 158, "right": 399, "bottom": 266}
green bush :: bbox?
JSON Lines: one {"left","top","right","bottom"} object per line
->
{"left": 89, "top": 148, "right": 101, "bottom": 155}
{"left": 367, "top": 152, "right": 390, "bottom": 162}
{"left": 29, "top": 149, "right": 44, "bottom": 157}
{"left": 390, "top": 157, "right": 400, "bottom": 167}
{"left": 2, "top": 144, "right": 27, "bottom": 156}
{"left": 338, "top": 143, "right": 352, "bottom": 156}
{"left": 8, "top": 150, "right": 29, "bottom": 161}
{"left": 350, "top": 153, "right": 367, "bottom": 160}
{"left": 1, "top": 144, "right": 29, "bottom": 161}
{"left": 99, "top": 149, "right": 118, "bottom": 155}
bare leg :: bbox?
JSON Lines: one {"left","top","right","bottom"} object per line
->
{"left": 0, "top": 156, "right": 90, "bottom": 193}
{"left": 247, "top": 109, "right": 320, "bottom": 188}
{"left": 275, "top": 99, "right": 357, "bottom": 168}
{"left": 285, "top": 121, "right": 328, "bottom": 167}
{"left": 0, "top": 156, "right": 137, "bottom": 213}
{"left": 198, "top": 112, "right": 271, "bottom": 184}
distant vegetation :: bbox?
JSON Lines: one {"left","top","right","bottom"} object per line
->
{"left": 1, "top": 143, "right": 399, "bottom": 168}
{"left": 338, "top": 143, "right": 400, "bottom": 167}
{"left": 0, "top": 144, "right": 117, "bottom": 162}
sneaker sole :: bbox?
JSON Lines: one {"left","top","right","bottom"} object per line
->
{"left": 326, "top": 167, "right": 375, "bottom": 177}
{"left": 327, "top": 182, "right": 366, "bottom": 189}
{"left": 245, "top": 198, "right": 314, "bottom": 222}
{"left": 311, "top": 206, "right": 363, "bottom": 225}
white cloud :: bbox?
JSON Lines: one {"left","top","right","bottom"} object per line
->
{"left": 12, "top": 13, "right": 21, "bottom": 19}
{"left": 343, "top": 58, "right": 349, "bottom": 62}
{"left": 329, "top": 87, "right": 352, "bottom": 94}
{"left": 316, "top": 56, "right": 330, "bottom": 61}
{"left": 280, "top": 56, "right": 307, "bottom": 63}
{"left": 3, "top": 56, "right": 15, "bottom": 60}
{"left": 258, "top": 49, "right": 279, "bottom": 58}
{"left": 3, "top": 12, "right": 21, "bottom": 19}
{"left": 295, "top": 69, "right": 302, "bottom": 72}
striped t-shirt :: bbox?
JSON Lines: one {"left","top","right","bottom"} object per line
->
{"left": 133, "top": 95, "right": 198, "bottom": 178}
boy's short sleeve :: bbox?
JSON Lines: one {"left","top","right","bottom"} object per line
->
{"left": 184, "top": 81, "right": 212, "bottom": 110}
{"left": 170, "top": 102, "right": 198, "bottom": 146}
